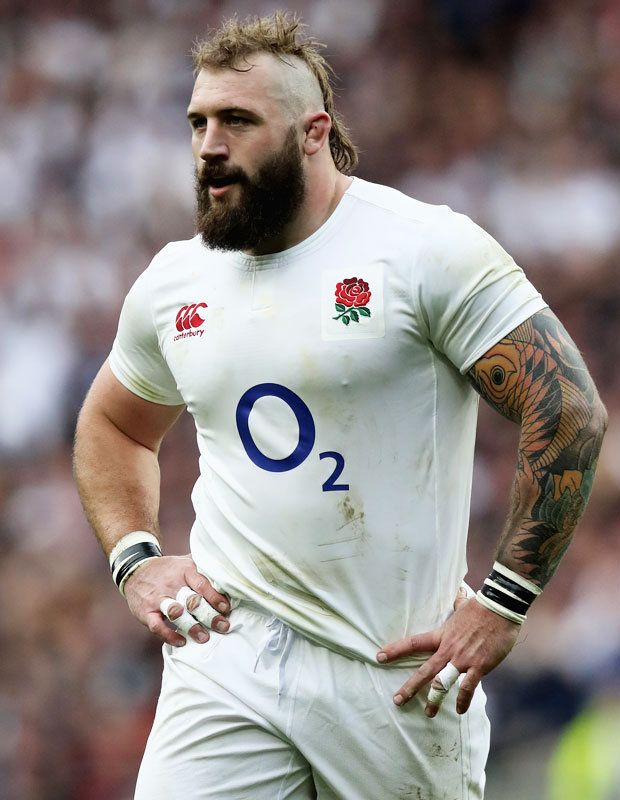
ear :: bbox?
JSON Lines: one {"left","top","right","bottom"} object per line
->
{"left": 303, "top": 111, "right": 332, "bottom": 156}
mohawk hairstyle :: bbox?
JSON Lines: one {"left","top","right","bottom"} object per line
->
{"left": 192, "top": 11, "right": 358, "bottom": 175}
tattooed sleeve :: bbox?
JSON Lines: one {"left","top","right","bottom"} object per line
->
{"left": 468, "top": 308, "right": 607, "bottom": 588}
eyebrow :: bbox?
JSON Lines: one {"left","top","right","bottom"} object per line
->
{"left": 186, "top": 106, "right": 259, "bottom": 121}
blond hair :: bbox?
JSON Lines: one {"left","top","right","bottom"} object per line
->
{"left": 192, "top": 11, "right": 358, "bottom": 175}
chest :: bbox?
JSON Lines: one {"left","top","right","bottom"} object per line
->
{"left": 152, "top": 253, "right": 428, "bottom": 420}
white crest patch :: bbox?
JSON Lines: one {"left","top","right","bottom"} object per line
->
{"left": 321, "top": 263, "right": 385, "bottom": 340}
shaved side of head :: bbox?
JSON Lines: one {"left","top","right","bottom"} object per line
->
{"left": 277, "top": 55, "right": 326, "bottom": 121}
{"left": 192, "top": 11, "right": 358, "bottom": 174}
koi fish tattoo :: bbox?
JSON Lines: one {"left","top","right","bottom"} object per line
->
{"left": 468, "top": 308, "right": 606, "bottom": 587}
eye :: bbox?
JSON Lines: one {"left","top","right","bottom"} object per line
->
{"left": 226, "top": 115, "right": 249, "bottom": 126}
{"left": 190, "top": 116, "right": 207, "bottom": 131}
{"left": 491, "top": 366, "right": 506, "bottom": 386}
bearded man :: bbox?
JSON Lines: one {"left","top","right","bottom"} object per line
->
{"left": 74, "top": 11, "right": 607, "bottom": 800}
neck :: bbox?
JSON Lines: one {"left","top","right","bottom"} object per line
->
{"left": 242, "top": 170, "right": 353, "bottom": 257}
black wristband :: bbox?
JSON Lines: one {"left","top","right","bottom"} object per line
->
{"left": 476, "top": 561, "right": 541, "bottom": 624}
{"left": 111, "top": 542, "right": 162, "bottom": 590}
{"left": 480, "top": 583, "right": 530, "bottom": 616}
{"left": 488, "top": 568, "right": 538, "bottom": 606}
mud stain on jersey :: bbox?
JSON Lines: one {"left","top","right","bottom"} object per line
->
{"left": 316, "top": 494, "right": 367, "bottom": 562}
{"left": 251, "top": 552, "right": 332, "bottom": 613}
{"left": 429, "top": 740, "right": 459, "bottom": 761}
{"left": 337, "top": 494, "right": 366, "bottom": 537}
{"left": 395, "top": 787, "right": 427, "bottom": 800}
{"left": 396, "top": 787, "right": 457, "bottom": 800}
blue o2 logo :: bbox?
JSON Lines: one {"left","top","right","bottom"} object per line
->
{"left": 236, "top": 383, "right": 315, "bottom": 473}
{"left": 235, "top": 383, "right": 349, "bottom": 492}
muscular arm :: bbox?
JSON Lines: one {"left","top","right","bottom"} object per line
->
{"left": 74, "top": 362, "right": 230, "bottom": 646}
{"left": 74, "top": 361, "right": 185, "bottom": 557}
{"left": 467, "top": 307, "right": 607, "bottom": 587}
{"left": 379, "top": 308, "right": 607, "bottom": 713}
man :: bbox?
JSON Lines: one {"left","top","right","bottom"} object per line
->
{"left": 74, "top": 12, "right": 607, "bottom": 800}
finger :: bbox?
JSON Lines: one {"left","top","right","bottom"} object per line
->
{"left": 155, "top": 600, "right": 209, "bottom": 645}
{"left": 185, "top": 569, "right": 230, "bottom": 615}
{"left": 187, "top": 622, "right": 210, "bottom": 644}
{"left": 145, "top": 610, "right": 186, "bottom": 648}
{"left": 176, "top": 586, "right": 229, "bottom": 633}
{"left": 425, "top": 662, "right": 461, "bottom": 718}
{"left": 377, "top": 631, "right": 440, "bottom": 663}
{"left": 160, "top": 598, "right": 197, "bottom": 637}
{"left": 392, "top": 656, "right": 446, "bottom": 706}
{"left": 456, "top": 668, "right": 481, "bottom": 715}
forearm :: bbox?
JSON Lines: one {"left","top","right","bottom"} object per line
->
{"left": 496, "top": 402, "right": 606, "bottom": 588}
{"left": 74, "top": 409, "right": 162, "bottom": 557}
{"left": 469, "top": 309, "right": 608, "bottom": 589}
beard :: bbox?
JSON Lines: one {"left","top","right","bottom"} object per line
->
{"left": 195, "top": 126, "right": 306, "bottom": 253}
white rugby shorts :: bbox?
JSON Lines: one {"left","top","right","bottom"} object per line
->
{"left": 135, "top": 603, "right": 490, "bottom": 799}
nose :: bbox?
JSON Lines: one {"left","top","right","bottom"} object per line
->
{"left": 198, "top": 121, "right": 229, "bottom": 162}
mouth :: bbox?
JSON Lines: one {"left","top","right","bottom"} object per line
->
{"left": 206, "top": 176, "right": 239, "bottom": 198}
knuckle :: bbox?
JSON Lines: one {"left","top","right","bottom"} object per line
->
{"left": 418, "top": 662, "right": 437, "bottom": 679}
{"left": 192, "top": 576, "right": 210, "bottom": 594}
{"left": 467, "top": 666, "right": 483, "bottom": 683}
{"left": 388, "top": 637, "right": 414, "bottom": 657}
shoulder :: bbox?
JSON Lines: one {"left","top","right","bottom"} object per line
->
{"left": 130, "top": 235, "right": 209, "bottom": 299}
{"left": 347, "top": 178, "right": 498, "bottom": 264}
{"left": 347, "top": 177, "right": 454, "bottom": 228}
{"left": 145, "top": 235, "right": 205, "bottom": 274}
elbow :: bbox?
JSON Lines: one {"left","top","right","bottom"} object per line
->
{"left": 595, "top": 397, "right": 609, "bottom": 437}
{"left": 587, "top": 395, "right": 608, "bottom": 453}
{"left": 592, "top": 388, "right": 608, "bottom": 432}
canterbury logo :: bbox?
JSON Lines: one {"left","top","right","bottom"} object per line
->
{"left": 174, "top": 302, "right": 207, "bottom": 341}
{"left": 176, "top": 302, "right": 207, "bottom": 331}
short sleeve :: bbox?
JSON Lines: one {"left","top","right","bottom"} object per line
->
{"left": 413, "top": 211, "right": 547, "bottom": 373}
{"left": 109, "top": 268, "right": 184, "bottom": 406}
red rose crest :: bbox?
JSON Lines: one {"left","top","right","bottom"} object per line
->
{"left": 333, "top": 277, "right": 372, "bottom": 326}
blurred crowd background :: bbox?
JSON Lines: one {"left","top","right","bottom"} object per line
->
{"left": 1, "top": 0, "right": 619, "bottom": 798}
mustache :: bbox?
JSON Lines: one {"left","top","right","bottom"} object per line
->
{"left": 197, "top": 164, "right": 249, "bottom": 187}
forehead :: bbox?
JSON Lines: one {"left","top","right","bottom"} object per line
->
{"left": 189, "top": 54, "right": 289, "bottom": 116}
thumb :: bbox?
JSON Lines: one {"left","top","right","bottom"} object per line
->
{"left": 454, "top": 581, "right": 474, "bottom": 610}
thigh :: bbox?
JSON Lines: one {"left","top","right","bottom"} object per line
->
{"left": 294, "top": 646, "right": 490, "bottom": 800}
{"left": 134, "top": 640, "right": 316, "bottom": 800}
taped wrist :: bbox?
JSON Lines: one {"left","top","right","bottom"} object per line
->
{"left": 476, "top": 561, "right": 541, "bottom": 625}
{"left": 109, "top": 532, "right": 162, "bottom": 596}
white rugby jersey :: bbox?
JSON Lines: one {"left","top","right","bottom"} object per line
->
{"left": 109, "top": 177, "right": 547, "bottom": 665}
